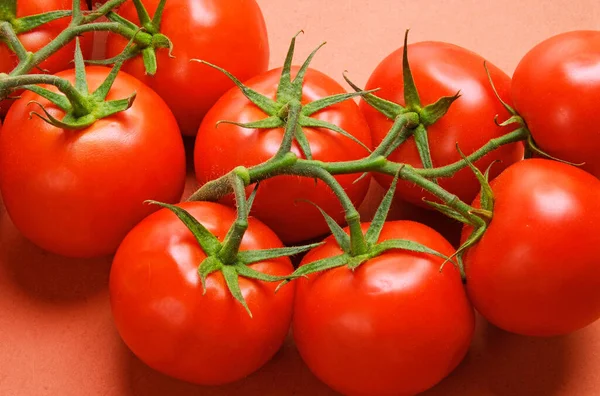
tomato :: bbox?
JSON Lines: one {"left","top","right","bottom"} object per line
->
{"left": 361, "top": 41, "right": 524, "bottom": 208}
{"left": 0, "top": 0, "right": 93, "bottom": 113}
{"left": 105, "top": 0, "right": 269, "bottom": 136}
{"left": 293, "top": 221, "right": 475, "bottom": 396}
{"left": 110, "top": 201, "right": 295, "bottom": 385}
{"left": 512, "top": 30, "right": 600, "bottom": 178}
{"left": 194, "top": 67, "right": 372, "bottom": 245}
{"left": 0, "top": 66, "right": 186, "bottom": 258}
{"left": 463, "top": 159, "right": 600, "bottom": 336}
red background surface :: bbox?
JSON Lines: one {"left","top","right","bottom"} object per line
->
{"left": 2, "top": 0, "right": 600, "bottom": 395}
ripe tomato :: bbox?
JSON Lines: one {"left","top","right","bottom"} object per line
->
{"left": 463, "top": 159, "right": 600, "bottom": 336}
{"left": 110, "top": 201, "right": 295, "bottom": 385}
{"left": 194, "top": 67, "right": 373, "bottom": 245}
{"left": 361, "top": 41, "right": 524, "bottom": 208}
{"left": 512, "top": 30, "right": 600, "bottom": 178}
{"left": 293, "top": 221, "right": 475, "bottom": 396}
{"left": 0, "top": 66, "right": 186, "bottom": 258}
{"left": 0, "top": 0, "right": 93, "bottom": 113}
{"left": 105, "top": 0, "right": 269, "bottom": 136}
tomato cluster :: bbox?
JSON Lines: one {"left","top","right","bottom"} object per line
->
{"left": 1, "top": 1, "right": 600, "bottom": 396}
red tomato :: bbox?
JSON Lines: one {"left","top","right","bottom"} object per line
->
{"left": 0, "top": 66, "right": 186, "bottom": 258}
{"left": 110, "top": 201, "right": 295, "bottom": 385}
{"left": 512, "top": 30, "right": 600, "bottom": 178}
{"left": 194, "top": 67, "right": 373, "bottom": 245}
{"left": 105, "top": 0, "right": 269, "bottom": 136}
{"left": 463, "top": 159, "right": 600, "bottom": 336}
{"left": 293, "top": 221, "right": 475, "bottom": 396}
{"left": 0, "top": 0, "right": 93, "bottom": 113}
{"left": 361, "top": 42, "right": 524, "bottom": 207}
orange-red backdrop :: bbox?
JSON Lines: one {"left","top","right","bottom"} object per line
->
{"left": 2, "top": 0, "right": 600, "bottom": 395}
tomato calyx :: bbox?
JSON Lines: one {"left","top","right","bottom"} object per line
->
{"left": 95, "top": 0, "right": 173, "bottom": 75}
{"left": 191, "top": 32, "right": 373, "bottom": 161}
{"left": 149, "top": 174, "right": 321, "bottom": 317}
{"left": 345, "top": 30, "right": 460, "bottom": 178}
{"left": 19, "top": 38, "right": 135, "bottom": 129}
{"left": 277, "top": 174, "right": 454, "bottom": 289}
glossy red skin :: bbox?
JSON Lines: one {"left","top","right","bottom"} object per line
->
{"left": 463, "top": 159, "right": 600, "bottom": 336}
{"left": 293, "top": 221, "right": 475, "bottom": 396}
{"left": 110, "top": 201, "right": 295, "bottom": 385}
{"left": 195, "top": 67, "right": 373, "bottom": 245}
{"left": 0, "top": 66, "right": 186, "bottom": 258}
{"left": 105, "top": 0, "right": 269, "bottom": 136}
{"left": 361, "top": 41, "right": 524, "bottom": 208}
{"left": 0, "top": 0, "right": 93, "bottom": 114}
{"left": 512, "top": 31, "right": 600, "bottom": 178}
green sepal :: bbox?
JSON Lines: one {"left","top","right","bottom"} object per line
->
{"left": 423, "top": 200, "right": 471, "bottom": 225}
{"left": 419, "top": 91, "right": 461, "bottom": 127}
{"left": 132, "top": 0, "right": 154, "bottom": 32}
{"left": 222, "top": 265, "right": 252, "bottom": 317}
{"left": 27, "top": 101, "right": 95, "bottom": 129}
{"left": 294, "top": 127, "right": 313, "bottom": 160}
{"left": 343, "top": 72, "right": 404, "bottom": 119}
{"left": 94, "top": 92, "right": 136, "bottom": 118}
{"left": 73, "top": 39, "right": 89, "bottom": 95}
{"left": 192, "top": 60, "right": 278, "bottom": 115}
{"left": 291, "top": 40, "right": 327, "bottom": 95}
{"left": 146, "top": 201, "right": 222, "bottom": 255}
{"left": 526, "top": 134, "right": 585, "bottom": 167}
{"left": 238, "top": 242, "right": 323, "bottom": 264}
{"left": 151, "top": 0, "right": 168, "bottom": 29}
{"left": 279, "top": 253, "right": 350, "bottom": 289}
{"left": 372, "top": 238, "right": 453, "bottom": 263}
{"left": 301, "top": 200, "right": 350, "bottom": 253}
{"left": 198, "top": 256, "right": 223, "bottom": 295}
{"left": 216, "top": 116, "right": 284, "bottom": 130}
{"left": 92, "top": 58, "right": 125, "bottom": 102}
{"left": 12, "top": 10, "right": 72, "bottom": 35}
{"left": 448, "top": 225, "right": 487, "bottom": 280}
{"left": 347, "top": 255, "right": 369, "bottom": 271}
{"left": 365, "top": 172, "right": 399, "bottom": 245}
{"left": 299, "top": 114, "right": 371, "bottom": 153}
{"left": 141, "top": 47, "right": 158, "bottom": 75}
{"left": 0, "top": 1, "right": 16, "bottom": 20}
{"left": 22, "top": 85, "right": 70, "bottom": 111}
{"left": 382, "top": 119, "right": 414, "bottom": 157}
{"left": 484, "top": 61, "right": 516, "bottom": 116}
{"left": 402, "top": 30, "right": 421, "bottom": 110}
{"left": 302, "top": 90, "right": 377, "bottom": 117}
{"left": 235, "top": 263, "right": 289, "bottom": 283}
{"left": 456, "top": 144, "right": 494, "bottom": 213}
{"left": 276, "top": 30, "right": 302, "bottom": 102}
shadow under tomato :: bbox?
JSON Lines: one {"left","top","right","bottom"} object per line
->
{"left": 0, "top": 211, "right": 112, "bottom": 303}
{"left": 120, "top": 332, "right": 339, "bottom": 396}
{"left": 423, "top": 315, "right": 568, "bottom": 396}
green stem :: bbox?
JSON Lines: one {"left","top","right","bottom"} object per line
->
{"left": 416, "top": 127, "right": 528, "bottom": 178}
{"left": 0, "top": 21, "right": 28, "bottom": 61}
{"left": 289, "top": 163, "right": 368, "bottom": 256}
{"left": 217, "top": 173, "right": 249, "bottom": 265}
{"left": 370, "top": 112, "right": 419, "bottom": 157}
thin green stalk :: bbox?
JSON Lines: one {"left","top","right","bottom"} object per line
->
{"left": 0, "top": 21, "right": 28, "bottom": 61}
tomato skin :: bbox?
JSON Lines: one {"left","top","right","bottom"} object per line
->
{"left": 105, "top": 0, "right": 269, "bottom": 136}
{"left": 463, "top": 159, "right": 600, "bottom": 336}
{"left": 512, "top": 31, "right": 600, "bottom": 178}
{"left": 293, "top": 221, "right": 475, "bottom": 396}
{"left": 361, "top": 41, "right": 524, "bottom": 208}
{"left": 0, "top": 0, "right": 93, "bottom": 114}
{"left": 194, "top": 67, "right": 373, "bottom": 245}
{"left": 0, "top": 66, "right": 186, "bottom": 258}
{"left": 110, "top": 201, "right": 295, "bottom": 385}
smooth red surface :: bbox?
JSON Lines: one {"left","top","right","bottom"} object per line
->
{"left": 512, "top": 30, "right": 600, "bottom": 178}
{"left": 293, "top": 221, "right": 474, "bottom": 396}
{"left": 3, "top": 0, "right": 600, "bottom": 395}
{"left": 463, "top": 159, "right": 600, "bottom": 336}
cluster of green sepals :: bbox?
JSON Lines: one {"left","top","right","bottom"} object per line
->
{"left": 0, "top": 1, "right": 550, "bottom": 316}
